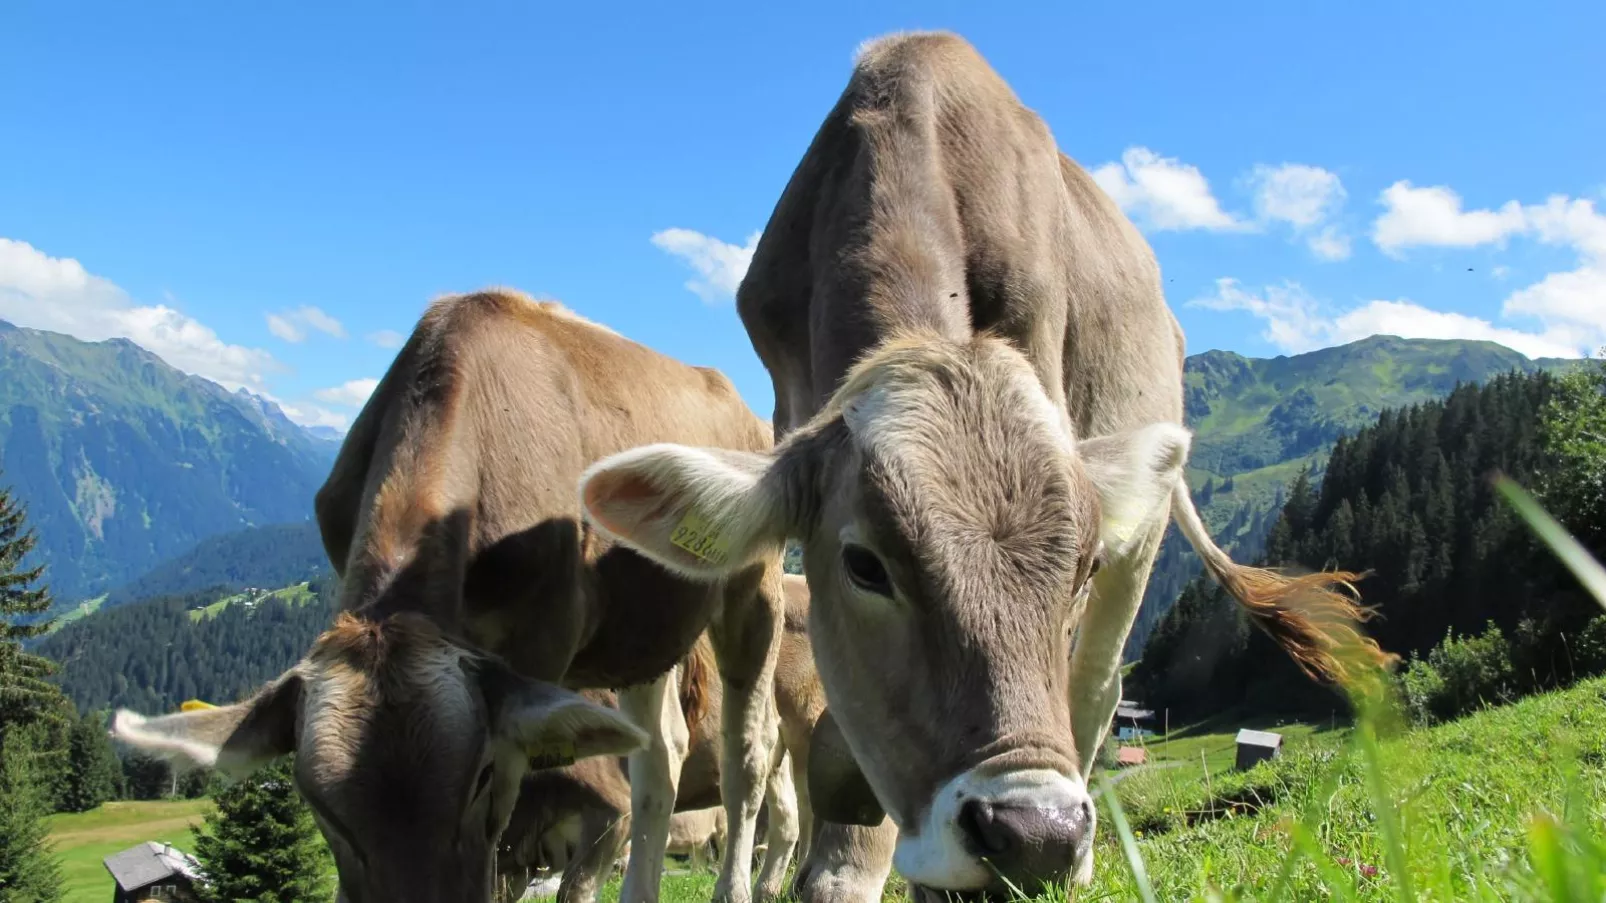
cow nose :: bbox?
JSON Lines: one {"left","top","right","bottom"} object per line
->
{"left": 956, "top": 796, "right": 1091, "bottom": 884}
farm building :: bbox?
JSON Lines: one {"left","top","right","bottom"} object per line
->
{"left": 1113, "top": 699, "right": 1155, "bottom": 735}
{"left": 1116, "top": 746, "right": 1148, "bottom": 768}
{"left": 103, "top": 841, "right": 202, "bottom": 903}
{"left": 1235, "top": 729, "right": 1283, "bottom": 771}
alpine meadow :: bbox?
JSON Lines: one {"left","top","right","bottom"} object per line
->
{"left": 2, "top": 5, "right": 1603, "bottom": 902}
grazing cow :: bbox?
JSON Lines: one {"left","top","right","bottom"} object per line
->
{"left": 496, "top": 635, "right": 800, "bottom": 903}
{"left": 578, "top": 32, "right": 1388, "bottom": 898}
{"left": 500, "top": 575, "right": 897, "bottom": 903}
{"left": 111, "top": 290, "right": 789, "bottom": 903}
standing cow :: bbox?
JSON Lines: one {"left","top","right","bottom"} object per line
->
{"left": 578, "top": 32, "right": 1388, "bottom": 898}
{"left": 112, "top": 291, "right": 789, "bottom": 903}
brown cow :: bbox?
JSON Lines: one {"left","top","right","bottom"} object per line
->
{"left": 502, "top": 575, "right": 896, "bottom": 903}
{"left": 496, "top": 635, "right": 800, "bottom": 903}
{"left": 112, "top": 290, "right": 790, "bottom": 903}
{"left": 578, "top": 32, "right": 1387, "bottom": 898}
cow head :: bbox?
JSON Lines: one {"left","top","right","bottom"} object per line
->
{"left": 111, "top": 612, "right": 645, "bottom": 903}
{"left": 578, "top": 334, "right": 1187, "bottom": 895}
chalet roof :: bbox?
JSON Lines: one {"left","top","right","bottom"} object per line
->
{"left": 1114, "top": 704, "right": 1154, "bottom": 721}
{"left": 103, "top": 841, "right": 201, "bottom": 892}
{"left": 1235, "top": 729, "right": 1283, "bottom": 749}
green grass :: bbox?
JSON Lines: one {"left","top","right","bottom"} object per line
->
{"left": 188, "top": 581, "right": 315, "bottom": 621}
{"left": 39, "top": 595, "right": 105, "bottom": 635}
{"left": 46, "top": 799, "right": 212, "bottom": 903}
{"left": 624, "top": 679, "right": 1606, "bottom": 902}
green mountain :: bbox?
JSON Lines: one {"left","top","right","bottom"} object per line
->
{"left": 0, "top": 319, "right": 338, "bottom": 601}
{"left": 1125, "top": 335, "right": 1576, "bottom": 659}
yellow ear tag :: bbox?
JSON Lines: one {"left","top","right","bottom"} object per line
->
{"left": 181, "top": 699, "right": 218, "bottom": 712}
{"left": 669, "top": 509, "right": 732, "bottom": 567}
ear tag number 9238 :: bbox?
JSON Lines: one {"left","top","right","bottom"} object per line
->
{"left": 670, "top": 510, "right": 732, "bottom": 567}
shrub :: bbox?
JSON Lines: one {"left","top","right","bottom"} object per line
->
{"left": 1402, "top": 621, "right": 1516, "bottom": 724}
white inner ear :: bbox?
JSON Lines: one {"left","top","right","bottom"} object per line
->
{"left": 1081, "top": 422, "right": 1191, "bottom": 557}
{"left": 112, "top": 710, "right": 224, "bottom": 770}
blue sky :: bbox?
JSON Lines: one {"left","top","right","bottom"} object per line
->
{"left": 3, "top": 1, "right": 1603, "bottom": 430}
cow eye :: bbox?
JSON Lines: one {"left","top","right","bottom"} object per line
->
{"left": 841, "top": 544, "right": 892, "bottom": 596}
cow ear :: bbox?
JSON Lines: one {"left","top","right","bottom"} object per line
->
{"left": 807, "top": 708, "right": 886, "bottom": 827}
{"left": 578, "top": 444, "right": 790, "bottom": 579}
{"left": 1078, "top": 423, "right": 1190, "bottom": 558}
{"left": 112, "top": 672, "right": 301, "bottom": 778}
{"left": 487, "top": 670, "right": 648, "bottom": 769}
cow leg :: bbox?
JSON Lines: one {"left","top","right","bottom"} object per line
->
{"left": 708, "top": 566, "right": 785, "bottom": 903}
{"left": 754, "top": 747, "right": 800, "bottom": 901}
{"left": 1065, "top": 517, "right": 1167, "bottom": 885}
{"left": 618, "top": 671, "right": 688, "bottom": 903}
{"left": 791, "top": 819, "right": 898, "bottom": 903}
{"left": 557, "top": 807, "right": 628, "bottom": 903}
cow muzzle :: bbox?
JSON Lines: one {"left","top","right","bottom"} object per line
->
{"left": 893, "top": 767, "right": 1093, "bottom": 894}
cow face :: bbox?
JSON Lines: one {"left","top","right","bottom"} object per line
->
{"left": 112, "top": 612, "right": 645, "bottom": 903}
{"left": 578, "top": 335, "right": 1188, "bottom": 895}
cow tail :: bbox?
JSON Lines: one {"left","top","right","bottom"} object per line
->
{"left": 678, "top": 636, "right": 718, "bottom": 751}
{"left": 1169, "top": 480, "right": 1396, "bottom": 684}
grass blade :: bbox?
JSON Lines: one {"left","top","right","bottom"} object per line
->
{"left": 1492, "top": 473, "right": 1606, "bottom": 609}
{"left": 1094, "top": 771, "right": 1160, "bottom": 903}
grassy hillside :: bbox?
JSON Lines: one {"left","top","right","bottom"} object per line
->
{"left": 188, "top": 581, "right": 317, "bottom": 622}
{"left": 46, "top": 800, "right": 211, "bottom": 903}
{"left": 0, "top": 319, "right": 337, "bottom": 600}
{"left": 103, "top": 520, "right": 328, "bottom": 610}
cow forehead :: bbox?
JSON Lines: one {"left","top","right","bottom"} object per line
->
{"left": 299, "top": 640, "right": 483, "bottom": 787}
{"left": 830, "top": 343, "right": 1097, "bottom": 570}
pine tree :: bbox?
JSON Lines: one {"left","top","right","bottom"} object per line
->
{"left": 59, "top": 711, "right": 123, "bottom": 813}
{"left": 0, "top": 475, "right": 67, "bottom": 736}
{"left": 0, "top": 727, "right": 64, "bottom": 902}
{"left": 192, "top": 757, "right": 332, "bottom": 903}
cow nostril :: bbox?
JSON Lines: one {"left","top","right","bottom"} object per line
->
{"left": 957, "top": 798, "right": 1014, "bottom": 857}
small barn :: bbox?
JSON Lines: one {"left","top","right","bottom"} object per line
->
{"left": 1235, "top": 729, "right": 1283, "bottom": 771}
{"left": 103, "top": 841, "right": 202, "bottom": 903}
{"left": 1115, "top": 746, "right": 1148, "bottom": 768}
{"left": 1112, "top": 699, "right": 1155, "bottom": 738}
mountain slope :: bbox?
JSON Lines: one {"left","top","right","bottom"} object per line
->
{"left": 0, "top": 320, "right": 336, "bottom": 600}
{"left": 1124, "top": 335, "right": 1575, "bottom": 660}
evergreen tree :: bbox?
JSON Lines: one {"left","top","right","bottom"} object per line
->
{"left": 122, "top": 753, "right": 174, "bottom": 801}
{"left": 0, "top": 475, "right": 67, "bottom": 736}
{"left": 192, "top": 757, "right": 332, "bottom": 903}
{"left": 59, "top": 711, "right": 123, "bottom": 813}
{"left": 0, "top": 727, "right": 64, "bottom": 903}
{"left": 1541, "top": 351, "right": 1606, "bottom": 551}
{"left": 1135, "top": 368, "right": 1603, "bottom": 720}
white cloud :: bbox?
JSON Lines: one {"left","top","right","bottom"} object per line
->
{"left": 1246, "top": 163, "right": 1351, "bottom": 260}
{"left": 265, "top": 305, "right": 345, "bottom": 343}
{"left": 274, "top": 399, "right": 350, "bottom": 431}
{"left": 1328, "top": 300, "right": 1582, "bottom": 360}
{"left": 1491, "top": 265, "right": 1512, "bottom": 280}
{"left": 0, "top": 237, "right": 282, "bottom": 391}
{"left": 1249, "top": 163, "right": 1346, "bottom": 228}
{"left": 1090, "top": 147, "right": 1249, "bottom": 232}
{"left": 1307, "top": 226, "right": 1352, "bottom": 261}
{"left": 1371, "top": 181, "right": 1526, "bottom": 256}
{"left": 267, "top": 313, "right": 303, "bottom": 342}
{"left": 1368, "top": 186, "right": 1606, "bottom": 354}
{"left": 1192, "top": 276, "right": 1593, "bottom": 361}
{"left": 651, "top": 228, "right": 760, "bottom": 303}
{"left": 313, "top": 378, "right": 380, "bottom": 409}
{"left": 367, "top": 329, "right": 405, "bottom": 349}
